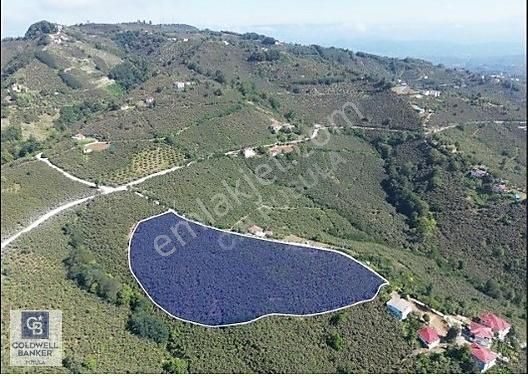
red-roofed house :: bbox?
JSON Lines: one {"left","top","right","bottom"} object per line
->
{"left": 479, "top": 313, "right": 511, "bottom": 340}
{"left": 468, "top": 322, "right": 493, "bottom": 347}
{"left": 417, "top": 327, "right": 440, "bottom": 349}
{"left": 470, "top": 343, "right": 497, "bottom": 373}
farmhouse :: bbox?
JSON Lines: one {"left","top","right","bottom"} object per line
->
{"left": 491, "top": 183, "right": 508, "bottom": 193}
{"left": 470, "top": 166, "right": 488, "bottom": 178}
{"left": 174, "top": 81, "right": 192, "bottom": 90}
{"left": 243, "top": 147, "right": 257, "bottom": 158}
{"left": 478, "top": 313, "right": 511, "bottom": 340}
{"left": 467, "top": 321, "right": 494, "bottom": 347}
{"left": 269, "top": 145, "right": 295, "bottom": 157}
{"left": 470, "top": 343, "right": 497, "bottom": 373}
{"left": 268, "top": 120, "right": 295, "bottom": 134}
{"left": 422, "top": 89, "right": 441, "bottom": 97}
{"left": 145, "top": 96, "right": 155, "bottom": 106}
{"left": 411, "top": 104, "right": 426, "bottom": 114}
{"left": 417, "top": 327, "right": 440, "bottom": 349}
{"left": 391, "top": 85, "right": 418, "bottom": 95}
{"left": 386, "top": 296, "right": 413, "bottom": 320}
{"left": 72, "top": 133, "right": 86, "bottom": 140}
{"left": 248, "top": 225, "right": 266, "bottom": 237}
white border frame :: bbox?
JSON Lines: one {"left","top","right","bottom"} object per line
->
{"left": 128, "top": 209, "right": 389, "bottom": 328}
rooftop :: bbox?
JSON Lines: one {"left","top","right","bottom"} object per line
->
{"left": 417, "top": 327, "right": 440, "bottom": 344}
{"left": 386, "top": 296, "right": 412, "bottom": 313}
{"left": 470, "top": 343, "right": 497, "bottom": 364}
{"left": 469, "top": 321, "right": 493, "bottom": 339}
{"left": 479, "top": 313, "right": 511, "bottom": 332}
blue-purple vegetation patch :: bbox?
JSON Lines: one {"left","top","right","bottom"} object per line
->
{"left": 129, "top": 211, "right": 386, "bottom": 326}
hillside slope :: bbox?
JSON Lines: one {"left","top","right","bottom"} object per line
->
{"left": 1, "top": 21, "right": 526, "bottom": 374}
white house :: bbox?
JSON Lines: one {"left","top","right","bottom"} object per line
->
{"left": 411, "top": 104, "right": 426, "bottom": 114}
{"left": 243, "top": 148, "right": 257, "bottom": 159}
{"left": 470, "top": 343, "right": 497, "bottom": 373}
{"left": 422, "top": 89, "right": 441, "bottom": 97}
{"left": 174, "top": 81, "right": 193, "bottom": 91}
{"left": 248, "top": 225, "right": 266, "bottom": 237}
{"left": 72, "top": 133, "right": 86, "bottom": 141}
{"left": 386, "top": 296, "right": 413, "bottom": 320}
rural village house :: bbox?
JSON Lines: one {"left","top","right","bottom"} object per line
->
{"left": 467, "top": 321, "right": 494, "bottom": 347}
{"left": 478, "top": 313, "right": 511, "bottom": 340}
{"left": 417, "top": 327, "right": 440, "bottom": 349}
{"left": 386, "top": 296, "right": 413, "bottom": 320}
{"left": 72, "top": 133, "right": 86, "bottom": 140}
{"left": 470, "top": 343, "right": 497, "bottom": 373}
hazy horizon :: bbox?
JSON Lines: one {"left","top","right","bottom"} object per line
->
{"left": 2, "top": 0, "right": 526, "bottom": 65}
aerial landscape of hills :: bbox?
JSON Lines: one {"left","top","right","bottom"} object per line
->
{"left": 0, "top": 19, "right": 526, "bottom": 374}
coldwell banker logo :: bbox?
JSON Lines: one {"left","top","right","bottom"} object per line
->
{"left": 21, "top": 311, "right": 49, "bottom": 339}
{"left": 10, "top": 310, "right": 62, "bottom": 367}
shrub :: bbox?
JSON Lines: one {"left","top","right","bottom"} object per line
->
{"left": 326, "top": 333, "right": 344, "bottom": 351}
{"left": 58, "top": 71, "right": 84, "bottom": 89}
{"left": 261, "top": 36, "right": 276, "bottom": 45}
{"left": 213, "top": 70, "right": 225, "bottom": 84}
{"left": 34, "top": 50, "right": 60, "bottom": 69}
{"left": 127, "top": 311, "right": 170, "bottom": 343}
{"left": 162, "top": 358, "right": 188, "bottom": 374}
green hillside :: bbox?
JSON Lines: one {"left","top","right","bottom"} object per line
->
{"left": 1, "top": 20, "right": 526, "bottom": 374}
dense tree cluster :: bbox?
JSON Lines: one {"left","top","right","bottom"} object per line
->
{"left": 247, "top": 49, "right": 280, "bottom": 62}
{"left": 25, "top": 20, "right": 58, "bottom": 39}
{"left": 108, "top": 59, "right": 149, "bottom": 90}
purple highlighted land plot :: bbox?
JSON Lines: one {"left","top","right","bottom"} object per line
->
{"left": 128, "top": 211, "right": 387, "bottom": 327}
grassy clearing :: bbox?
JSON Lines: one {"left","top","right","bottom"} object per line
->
{"left": 437, "top": 122, "right": 526, "bottom": 189}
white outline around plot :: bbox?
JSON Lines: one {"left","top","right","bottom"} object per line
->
{"left": 128, "top": 209, "right": 389, "bottom": 328}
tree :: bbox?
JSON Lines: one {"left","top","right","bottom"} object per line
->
{"left": 330, "top": 311, "right": 347, "bottom": 326}
{"left": 445, "top": 326, "right": 459, "bottom": 343}
{"left": 423, "top": 314, "right": 431, "bottom": 324}
{"left": 108, "top": 60, "right": 148, "bottom": 90}
{"left": 117, "top": 284, "right": 134, "bottom": 306}
{"left": 82, "top": 355, "right": 97, "bottom": 371}
{"left": 261, "top": 36, "right": 276, "bottom": 45}
{"left": 25, "top": 20, "right": 58, "bottom": 39}
{"left": 213, "top": 70, "right": 225, "bottom": 84}
{"left": 268, "top": 97, "right": 280, "bottom": 110}
{"left": 483, "top": 279, "right": 501, "bottom": 299}
{"left": 62, "top": 356, "right": 84, "bottom": 373}
{"left": 162, "top": 358, "right": 188, "bottom": 374}
{"left": 326, "top": 332, "right": 344, "bottom": 350}
{"left": 97, "top": 276, "right": 121, "bottom": 303}
{"left": 128, "top": 311, "right": 170, "bottom": 343}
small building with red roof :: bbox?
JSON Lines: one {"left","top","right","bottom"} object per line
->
{"left": 470, "top": 343, "right": 497, "bottom": 373}
{"left": 468, "top": 321, "right": 494, "bottom": 347}
{"left": 479, "top": 312, "right": 511, "bottom": 340}
{"left": 417, "top": 326, "right": 440, "bottom": 349}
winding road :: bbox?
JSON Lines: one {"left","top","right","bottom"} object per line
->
{"left": 1, "top": 154, "right": 190, "bottom": 250}
{"left": 0, "top": 122, "right": 422, "bottom": 251}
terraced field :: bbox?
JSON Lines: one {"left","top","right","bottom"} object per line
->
{"left": 49, "top": 142, "right": 185, "bottom": 186}
{"left": 102, "top": 146, "right": 184, "bottom": 185}
{"left": 436, "top": 122, "right": 527, "bottom": 189}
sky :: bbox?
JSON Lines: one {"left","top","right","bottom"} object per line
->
{"left": 1, "top": 0, "right": 526, "bottom": 59}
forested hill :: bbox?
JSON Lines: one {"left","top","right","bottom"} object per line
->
{"left": 1, "top": 20, "right": 526, "bottom": 374}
